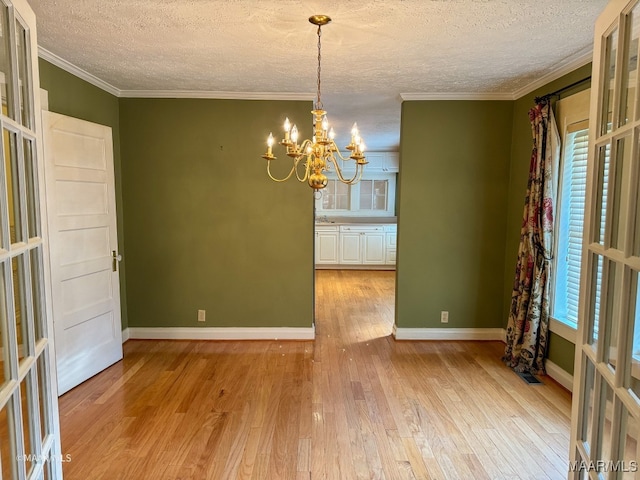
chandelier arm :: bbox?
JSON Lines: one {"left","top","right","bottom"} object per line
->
{"left": 266, "top": 160, "right": 300, "bottom": 183}
{"left": 293, "top": 140, "right": 313, "bottom": 182}
{"left": 330, "top": 156, "right": 364, "bottom": 185}
{"left": 294, "top": 157, "right": 311, "bottom": 182}
{"left": 328, "top": 142, "right": 365, "bottom": 163}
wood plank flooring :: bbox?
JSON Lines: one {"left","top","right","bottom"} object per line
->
{"left": 58, "top": 270, "right": 572, "bottom": 479}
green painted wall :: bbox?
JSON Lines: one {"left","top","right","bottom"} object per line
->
{"left": 119, "top": 98, "right": 314, "bottom": 328}
{"left": 396, "top": 101, "right": 513, "bottom": 329}
{"left": 505, "top": 63, "right": 592, "bottom": 375}
{"left": 38, "top": 59, "right": 129, "bottom": 330}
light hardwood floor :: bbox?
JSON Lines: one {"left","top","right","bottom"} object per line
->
{"left": 58, "top": 270, "right": 572, "bottom": 479}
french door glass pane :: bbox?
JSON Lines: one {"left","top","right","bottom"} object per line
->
{"left": 30, "top": 247, "right": 44, "bottom": 342}
{"left": 20, "top": 375, "right": 35, "bottom": 477}
{"left": 621, "top": 4, "right": 640, "bottom": 126}
{"left": 595, "top": 379, "right": 615, "bottom": 466}
{"left": 588, "top": 254, "right": 604, "bottom": 347}
{"left": 602, "top": 27, "right": 619, "bottom": 135}
{"left": 1, "top": 398, "right": 17, "bottom": 479}
{"left": 0, "top": 4, "right": 14, "bottom": 120}
{"left": 15, "top": 20, "right": 31, "bottom": 129}
{"left": 0, "top": 262, "right": 7, "bottom": 389}
{"left": 5, "top": 129, "right": 21, "bottom": 245}
{"left": 595, "top": 143, "right": 611, "bottom": 245}
{"left": 11, "top": 255, "right": 27, "bottom": 362}
{"left": 619, "top": 405, "right": 638, "bottom": 479}
{"left": 611, "top": 136, "right": 631, "bottom": 249}
{"left": 634, "top": 134, "right": 640, "bottom": 256}
{"left": 581, "top": 357, "right": 597, "bottom": 453}
{"left": 36, "top": 353, "right": 50, "bottom": 441}
{"left": 23, "top": 138, "right": 38, "bottom": 239}
{"left": 629, "top": 269, "right": 640, "bottom": 401}
{"left": 604, "top": 261, "right": 621, "bottom": 371}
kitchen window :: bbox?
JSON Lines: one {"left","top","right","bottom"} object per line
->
{"left": 315, "top": 173, "right": 396, "bottom": 217}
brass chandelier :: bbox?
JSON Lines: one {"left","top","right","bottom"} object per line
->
{"left": 262, "top": 15, "right": 367, "bottom": 190}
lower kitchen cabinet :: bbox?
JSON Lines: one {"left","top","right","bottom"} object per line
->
{"left": 316, "top": 224, "right": 395, "bottom": 269}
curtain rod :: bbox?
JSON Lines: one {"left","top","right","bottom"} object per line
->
{"left": 534, "top": 76, "right": 591, "bottom": 104}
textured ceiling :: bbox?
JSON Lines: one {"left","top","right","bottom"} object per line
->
{"left": 30, "top": 0, "right": 608, "bottom": 151}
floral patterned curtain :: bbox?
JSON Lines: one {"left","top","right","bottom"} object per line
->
{"left": 503, "top": 100, "right": 559, "bottom": 375}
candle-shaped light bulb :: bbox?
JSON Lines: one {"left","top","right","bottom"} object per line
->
{"left": 360, "top": 141, "right": 366, "bottom": 153}
{"left": 267, "top": 133, "right": 274, "bottom": 147}
{"left": 351, "top": 122, "right": 359, "bottom": 137}
{"left": 329, "top": 127, "right": 336, "bottom": 140}
{"left": 291, "top": 125, "right": 299, "bottom": 144}
{"left": 284, "top": 117, "right": 291, "bottom": 133}
{"left": 322, "top": 116, "right": 329, "bottom": 133}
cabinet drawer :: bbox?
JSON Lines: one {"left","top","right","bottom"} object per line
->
{"left": 316, "top": 225, "right": 339, "bottom": 232}
{"left": 340, "top": 226, "right": 384, "bottom": 233}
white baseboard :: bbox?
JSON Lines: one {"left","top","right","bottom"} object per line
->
{"left": 122, "top": 328, "right": 130, "bottom": 343}
{"left": 545, "top": 359, "right": 574, "bottom": 392}
{"left": 126, "top": 326, "right": 315, "bottom": 341}
{"left": 393, "top": 326, "right": 506, "bottom": 341}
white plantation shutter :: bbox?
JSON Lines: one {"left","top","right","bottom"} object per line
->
{"left": 554, "top": 123, "right": 607, "bottom": 332}
{"left": 565, "top": 127, "right": 589, "bottom": 324}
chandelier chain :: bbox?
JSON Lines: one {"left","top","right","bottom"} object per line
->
{"left": 316, "top": 24, "right": 323, "bottom": 110}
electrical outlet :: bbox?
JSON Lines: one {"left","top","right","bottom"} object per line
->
{"left": 197, "top": 309, "right": 206, "bottom": 322}
{"left": 440, "top": 311, "right": 449, "bottom": 323}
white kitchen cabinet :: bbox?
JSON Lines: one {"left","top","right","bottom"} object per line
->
{"left": 363, "top": 231, "right": 386, "bottom": 264}
{"left": 339, "top": 231, "right": 363, "bottom": 264}
{"left": 337, "top": 225, "right": 386, "bottom": 265}
{"left": 384, "top": 152, "right": 399, "bottom": 172}
{"left": 315, "top": 223, "right": 396, "bottom": 268}
{"left": 384, "top": 225, "right": 397, "bottom": 265}
{"left": 315, "top": 226, "right": 340, "bottom": 264}
{"left": 337, "top": 151, "right": 399, "bottom": 174}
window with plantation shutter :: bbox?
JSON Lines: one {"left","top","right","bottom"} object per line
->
{"left": 553, "top": 122, "right": 607, "bottom": 332}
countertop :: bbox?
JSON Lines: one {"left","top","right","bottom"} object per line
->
{"left": 315, "top": 216, "right": 397, "bottom": 225}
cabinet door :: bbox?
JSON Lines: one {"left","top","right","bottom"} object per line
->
{"left": 315, "top": 231, "right": 339, "bottom": 264}
{"left": 340, "top": 232, "right": 362, "bottom": 264}
{"left": 363, "top": 232, "right": 386, "bottom": 264}
{"left": 363, "top": 152, "right": 385, "bottom": 172}
{"left": 383, "top": 152, "right": 400, "bottom": 172}
{"left": 386, "top": 249, "right": 397, "bottom": 265}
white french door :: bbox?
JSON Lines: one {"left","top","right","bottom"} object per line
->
{"left": 0, "top": 0, "right": 62, "bottom": 479}
{"left": 570, "top": 0, "right": 640, "bottom": 477}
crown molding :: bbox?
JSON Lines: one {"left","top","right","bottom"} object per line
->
{"left": 38, "top": 46, "right": 121, "bottom": 97}
{"left": 39, "top": 45, "right": 592, "bottom": 102}
{"left": 400, "top": 92, "right": 513, "bottom": 101}
{"left": 119, "top": 90, "right": 314, "bottom": 100}
{"left": 512, "top": 49, "right": 593, "bottom": 100}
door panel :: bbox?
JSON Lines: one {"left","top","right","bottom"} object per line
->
{"left": 0, "top": 1, "right": 63, "bottom": 478}
{"left": 42, "top": 111, "right": 122, "bottom": 396}
{"left": 570, "top": 1, "right": 640, "bottom": 476}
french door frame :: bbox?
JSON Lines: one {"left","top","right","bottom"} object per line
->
{"left": 0, "top": 0, "right": 62, "bottom": 478}
{"left": 570, "top": 0, "right": 640, "bottom": 478}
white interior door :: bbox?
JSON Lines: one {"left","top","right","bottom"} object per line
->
{"left": 570, "top": 0, "right": 640, "bottom": 477}
{"left": 42, "top": 111, "right": 122, "bottom": 396}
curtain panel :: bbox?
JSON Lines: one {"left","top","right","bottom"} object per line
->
{"left": 503, "top": 100, "right": 559, "bottom": 374}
